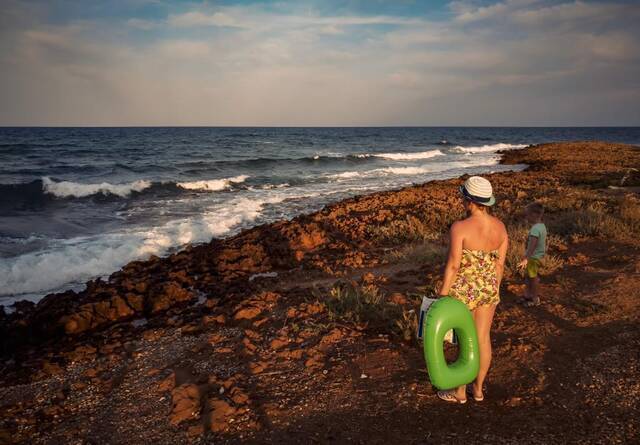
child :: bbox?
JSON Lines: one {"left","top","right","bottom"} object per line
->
{"left": 518, "top": 202, "right": 546, "bottom": 306}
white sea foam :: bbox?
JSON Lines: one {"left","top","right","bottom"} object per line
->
{"left": 374, "top": 150, "right": 444, "bottom": 160}
{"left": 378, "top": 166, "right": 434, "bottom": 175}
{"left": 330, "top": 171, "right": 362, "bottom": 178}
{"left": 0, "top": 195, "right": 270, "bottom": 299}
{"left": 42, "top": 177, "right": 152, "bottom": 198}
{"left": 329, "top": 156, "right": 501, "bottom": 179}
{"left": 454, "top": 143, "right": 527, "bottom": 154}
{"left": 177, "top": 175, "right": 248, "bottom": 191}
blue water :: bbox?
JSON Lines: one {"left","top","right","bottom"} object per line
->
{"left": 1, "top": 127, "right": 638, "bottom": 304}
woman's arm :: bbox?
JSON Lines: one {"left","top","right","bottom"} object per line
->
{"left": 438, "top": 222, "right": 463, "bottom": 296}
{"left": 496, "top": 232, "right": 509, "bottom": 287}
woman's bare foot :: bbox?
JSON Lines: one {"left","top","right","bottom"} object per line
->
{"left": 437, "top": 390, "right": 467, "bottom": 404}
{"left": 468, "top": 383, "right": 484, "bottom": 401}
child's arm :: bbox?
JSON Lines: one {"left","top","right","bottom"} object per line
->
{"left": 518, "top": 235, "right": 538, "bottom": 269}
{"left": 438, "top": 222, "right": 463, "bottom": 296}
{"left": 524, "top": 235, "right": 538, "bottom": 259}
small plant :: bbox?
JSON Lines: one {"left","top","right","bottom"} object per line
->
{"left": 325, "top": 281, "right": 401, "bottom": 331}
{"left": 395, "top": 308, "right": 418, "bottom": 342}
{"left": 384, "top": 241, "right": 447, "bottom": 265}
{"left": 505, "top": 225, "right": 527, "bottom": 278}
{"left": 368, "top": 215, "right": 440, "bottom": 244}
{"left": 540, "top": 254, "right": 564, "bottom": 276}
{"left": 619, "top": 196, "right": 640, "bottom": 236}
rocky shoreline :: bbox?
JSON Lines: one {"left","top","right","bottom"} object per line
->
{"left": 1, "top": 141, "right": 640, "bottom": 444}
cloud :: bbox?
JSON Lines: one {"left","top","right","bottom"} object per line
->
{"left": 168, "top": 11, "right": 242, "bottom": 28}
{"left": 0, "top": 1, "right": 639, "bottom": 126}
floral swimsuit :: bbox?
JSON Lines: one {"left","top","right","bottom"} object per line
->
{"left": 449, "top": 249, "right": 500, "bottom": 311}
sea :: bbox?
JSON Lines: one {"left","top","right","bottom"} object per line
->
{"left": 1, "top": 127, "right": 639, "bottom": 306}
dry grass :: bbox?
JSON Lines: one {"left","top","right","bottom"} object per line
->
{"left": 539, "top": 254, "right": 565, "bottom": 275}
{"left": 368, "top": 215, "right": 438, "bottom": 244}
{"left": 384, "top": 241, "right": 447, "bottom": 265}
{"left": 619, "top": 196, "right": 640, "bottom": 235}
{"left": 395, "top": 308, "right": 418, "bottom": 342}
{"left": 325, "top": 281, "right": 401, "bottom": 332}
{"left": 546, "top": 195, "right": 640, "bottom": 242}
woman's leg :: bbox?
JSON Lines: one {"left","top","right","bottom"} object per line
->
{"left": 471, "top": 304, "right": 497, "bottom": 398}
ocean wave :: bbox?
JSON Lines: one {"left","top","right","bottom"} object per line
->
{"left": 454, "top": 143, "right": 527, "bottom": 154}
{"left": 378, "top": 166, "right": 433, "bottom": 175}
{"left": 0, "top": 195, "right": 273, "bottom": 298}
{"left": 42, "top": 177, "right": 152, "bottom": 198}
{"left": 329, "top": 157, "right": 501, "bottom": 179}
{"left": 176, "top": 175, "right": 249, "bottom": 191}
{"left": 0, "top": 142, "right": 78, "bottom": 150}
{"left": 330, "top": 171, "right": 362, "bottom": 179}
{"left": 374, "top": 150, "right": 444, "bottom": 160}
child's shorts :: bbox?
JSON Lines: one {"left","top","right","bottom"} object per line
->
{"left": 526, "top": 258, "right": 541, "bottom": 278}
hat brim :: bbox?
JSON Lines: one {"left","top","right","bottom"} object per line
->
{"left": 459, "top": 185, "right": 495, "bottom": 206}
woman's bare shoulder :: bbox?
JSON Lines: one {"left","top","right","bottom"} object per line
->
{"left": 490, "top": 215, "right": 508, "bottom": 235}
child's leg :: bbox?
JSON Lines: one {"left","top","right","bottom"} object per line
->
{"left": 530, "top": 276, "right": 540, "bottom": 303}
{"left": 524, "top": 276, "right": 532, "bottom": 301}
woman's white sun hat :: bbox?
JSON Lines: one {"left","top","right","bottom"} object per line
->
{"left": 460, "top": 176, "right": 495, "bottom": 206}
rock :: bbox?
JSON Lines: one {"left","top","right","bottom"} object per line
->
{"left": 286, "top": 308, "right": 299, "bottom": 318}
{"left": 187, "top": 424, "right": 204, "bottom": 438}
{"left": 305, "top": 352, "right": 324, "bottom": 369}
{"left": 209, "top": 399, "right": 237, "bottom": 432}
{"left": 203, "top": 314, "right": 225, "bottom": 325}
{"left": 170, "top": 384, "right": 201, "bottom": 425}
{"left": 231, "top": 389, "right": 250, "bottom": 405}
{"left": 242, "top": 338, "right": 257, "bottom": 352}
{"left": 208, "top": 333, "right": 225, "bottom": 345}
{"left": 83, "top": 368, "right": 99, "bottom": 378}
{"left": 318, "top": 328, "right": 343, "bottom": 352}
{"left": 270, "top": 338, "right": 288, "bottom": 350}
{"left": 249, "top": 361, "right": 268, "bottom": 374}
{"left": 42, "top": 405, "right": 63, "bottom": 418}
{"left": 147, "top": 282, "right": 194, "bottom": 314}
{"left": 244, "top": 329, "right": 261, "bottom": 340}
{"left": 277, "top": 349, "right": 303, "bottom": 360}
{"left": 302, "top": 302, "right": 324, "bottom": 315}
{"left": 158, "top": 372, "right": 176, "bottom": 392}
{"left": 71, "top": 381, "right": 87, "bottom": 391}
{"left": 41, "top": 360, "right": 63, "bottom": 376}
{"left": 60, "top": 294, "right": 140, "bottom": 335}
{"left": 234, "top": 306, "right": 263, "bottom": 321}
{"left": 143, "top": 329, "right": 164, "bottom": 341}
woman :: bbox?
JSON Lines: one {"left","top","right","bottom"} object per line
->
{"left": 436, "top": 176, "right": 508, "bottom": 404}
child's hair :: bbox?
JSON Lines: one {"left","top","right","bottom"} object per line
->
{"left": 526, "top": 202, "right": 544, "bottom": 218}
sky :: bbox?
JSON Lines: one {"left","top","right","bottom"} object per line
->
{"left": 0, "top": 0, "right": 639, "bottom": 126}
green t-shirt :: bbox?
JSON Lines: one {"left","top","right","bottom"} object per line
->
{"left": 527, "top": 223, "right": 547, "bottom": 260}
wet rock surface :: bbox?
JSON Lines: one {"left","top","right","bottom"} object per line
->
{"left": 1, "top": 141, "right": 640, "bottom": 444}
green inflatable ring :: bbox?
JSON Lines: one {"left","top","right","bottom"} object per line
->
{"left": 423, "top": 297, "right": 480, "bottom": 390}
